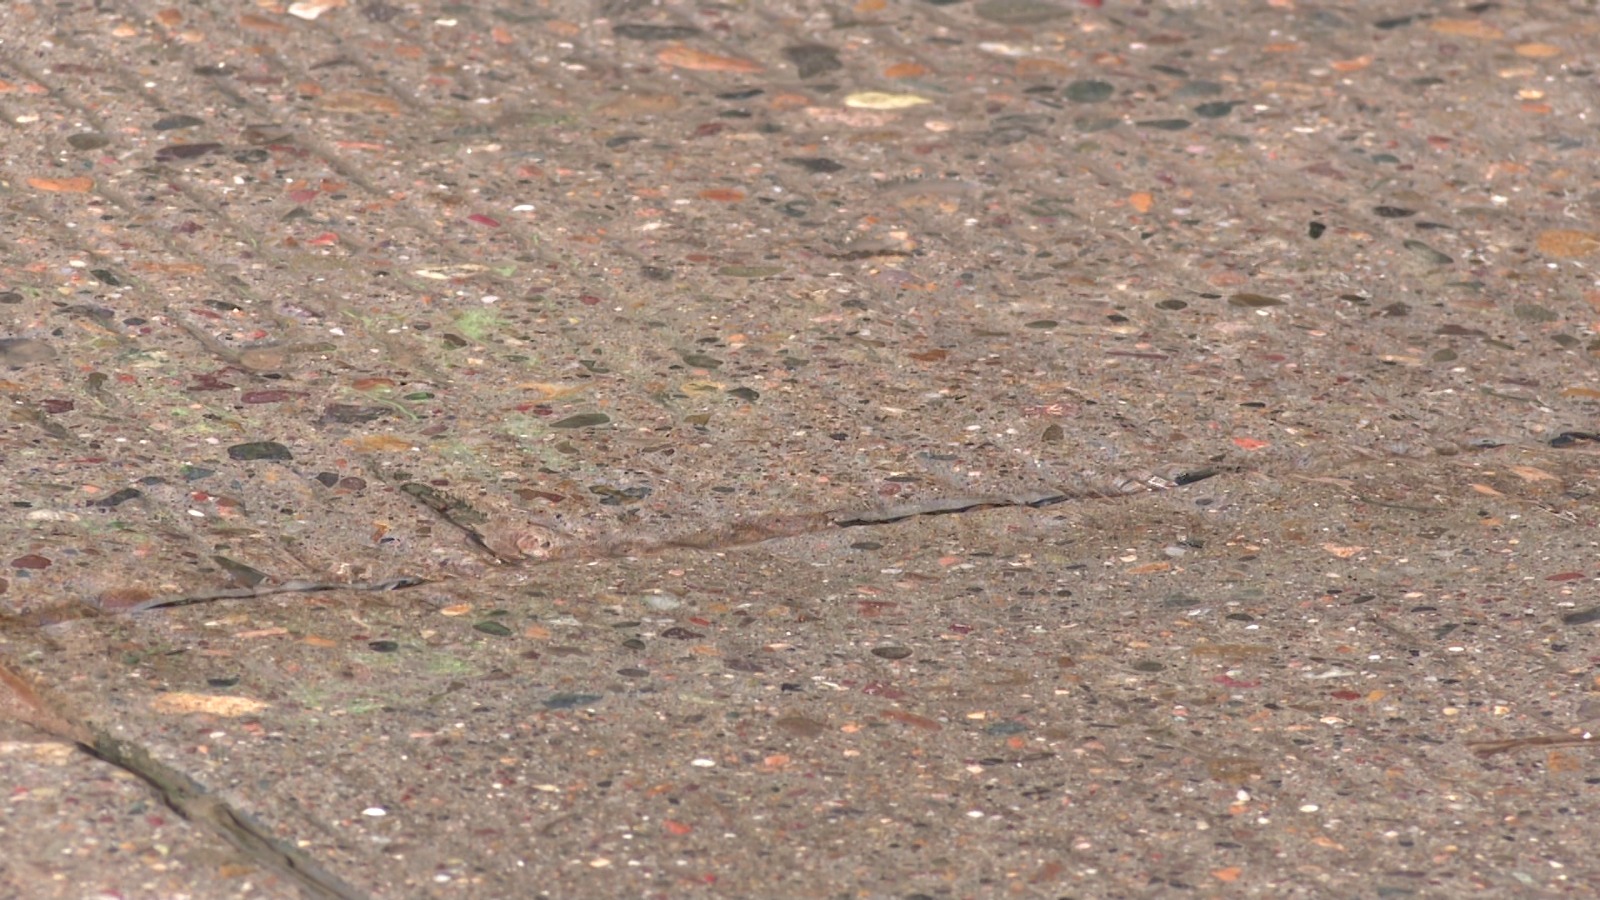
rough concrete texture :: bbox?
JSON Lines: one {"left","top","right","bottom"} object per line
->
{"left": 2, "top": 0, "right": 1599, "bottom": 896}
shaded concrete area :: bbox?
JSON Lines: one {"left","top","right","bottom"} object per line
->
{"left": 3, "top": 0, "right": 1599, "bottom": 896}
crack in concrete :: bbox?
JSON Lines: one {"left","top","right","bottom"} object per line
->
{"left": 84, "top": 735, "right": 369, "bottom": 900}
{"left": 0, "top": 659, "right": 367, "bottom": 899}
{"left": 0, "top": 469, "right": 1225, "bottom": 626}
{"left": 491, "top": 468, "right": 1223, "bottom": 562}
{"left": 5, "top": 468, "right": 1229, "bottom": 621}
{"left": 0, "top": 578, "right": 431, "bottom": 626}
{"left": 0, "top": 468, "right": 1224, "bottom": 896}
{"left": 128, "top": 576, "right": 429, "bottom": 613}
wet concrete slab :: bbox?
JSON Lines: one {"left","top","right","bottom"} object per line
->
{"left": 4, "top": 0, "right": 1600, "bottom": 896}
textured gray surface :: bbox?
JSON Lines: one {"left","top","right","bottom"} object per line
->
{"left": 2, "top": 1, "right": 1598, "bottom": 896}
